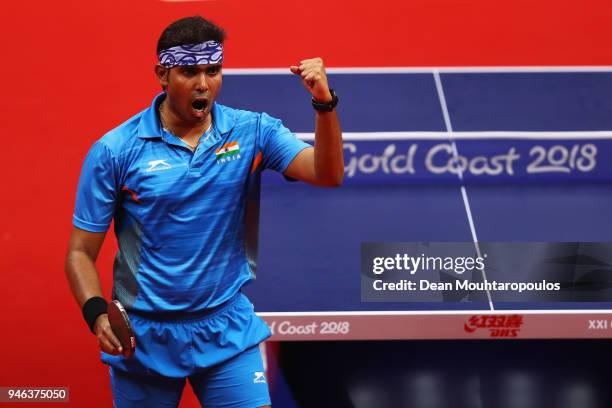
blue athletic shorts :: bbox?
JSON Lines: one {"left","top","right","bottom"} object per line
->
{"left": 101, "top": 292, "right": 272, "bottom": 407}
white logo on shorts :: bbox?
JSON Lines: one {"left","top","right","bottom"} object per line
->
{"left": 253, "top": 371, "right": 266, "bottom": 384}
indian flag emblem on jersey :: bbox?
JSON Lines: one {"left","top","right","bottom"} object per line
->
{"left": 215, "top": 141, "right": 241, "bottom": 163}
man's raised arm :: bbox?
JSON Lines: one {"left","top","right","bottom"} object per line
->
{"left": 284, "top": 57, "right": 344, "bottom": 187}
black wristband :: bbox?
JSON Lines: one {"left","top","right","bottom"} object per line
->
{"left": 82, "top": 297, "right": 108, "bottom": 334}
{"left": 311, "top": 88, "right": 339, "bottom": 112}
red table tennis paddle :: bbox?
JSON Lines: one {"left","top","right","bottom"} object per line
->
{"left": 107, "top": 300, "right": 136, "bottom": 358}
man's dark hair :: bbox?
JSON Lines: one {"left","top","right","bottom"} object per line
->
{"left": 157, "top": 16, "right": 226, "bottom": 54}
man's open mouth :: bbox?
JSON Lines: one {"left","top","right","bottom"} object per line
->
{"left": 192, "top": 99, "right": 208, "bottom": 112}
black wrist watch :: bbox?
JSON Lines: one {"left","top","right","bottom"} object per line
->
{"left": 311, "top": 88, "right": 339, "bottom": 112}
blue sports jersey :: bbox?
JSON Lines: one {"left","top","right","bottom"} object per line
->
{"left": 73, "top": 93, "right": 310, "bottom": 313}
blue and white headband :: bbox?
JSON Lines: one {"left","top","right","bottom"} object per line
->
{"left": 158, "top": 41, "right": 223, "bottom": 68}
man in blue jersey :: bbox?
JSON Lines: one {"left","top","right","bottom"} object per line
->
{"left": 65, "top": 15, "right": 343, "bottom": 407}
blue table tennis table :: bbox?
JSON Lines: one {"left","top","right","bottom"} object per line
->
{"left": 220, "top": 67, "right": 612, "bottom": 340}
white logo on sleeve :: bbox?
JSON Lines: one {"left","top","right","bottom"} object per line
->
{"left": 253, "top": 371, "right": 267, "bottom": 384}
{"left": 146, "top": 160, "right": 172, "bottom": 172}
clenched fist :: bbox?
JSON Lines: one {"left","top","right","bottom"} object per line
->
{"left": 290, "top": 57, "right": 332, "bottom": 103}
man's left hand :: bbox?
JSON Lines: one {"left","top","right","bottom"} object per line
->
{"left": 290, "top": 57, "right": 332, "bottom": 103}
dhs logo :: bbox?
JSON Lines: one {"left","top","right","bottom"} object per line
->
{"left": 464, "top": 315, "right": 523, "bottom": 338}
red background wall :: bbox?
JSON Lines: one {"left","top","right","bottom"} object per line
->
{"left": 1, "top": 0, "right": 611, "bottom": 405}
